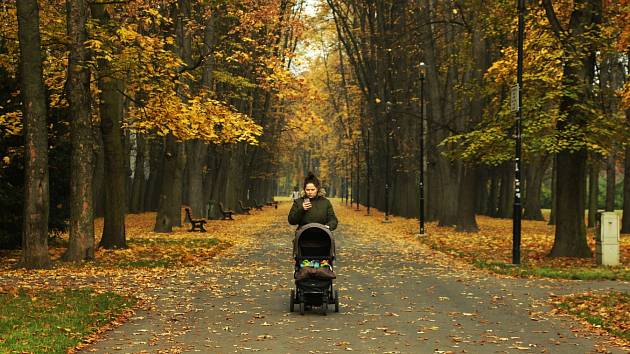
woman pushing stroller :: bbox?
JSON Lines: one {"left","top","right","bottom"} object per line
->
{"left": 288, "top": 172, "right": 338, "bottom": 231}
{"left": 287, "top": 172, "right": 340, "bottom": 315}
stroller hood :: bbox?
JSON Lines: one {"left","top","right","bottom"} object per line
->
{"left": 293, "top": 223, "right": 335, "bottom": 259}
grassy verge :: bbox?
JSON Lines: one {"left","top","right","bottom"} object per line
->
{"left": 472, "top": 259, "right": 630, "bottom": 280}
{"left": 0, "top": 288, "right": 135, "bottom": 353}
{"left": 554, "top": 291, "right": 629, "bottom": 341}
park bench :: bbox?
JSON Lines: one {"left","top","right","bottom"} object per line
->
{"left": 252, "top": 199, "right": 264, "bottom": 211}
{"left": 218, "top": 202, "right": 235, "bottom": 220}
{"left": 185, "top": 207, "right": 207, "bottom": 232}
{"left": 238, "top": 200, "right": 252, "bottom": 215}
{"left": 265, "top": 201, "right": 279, "bottom": 209}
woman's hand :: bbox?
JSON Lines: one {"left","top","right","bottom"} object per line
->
{"left": 302, "top": 198, "right": 312, "bottom": 211}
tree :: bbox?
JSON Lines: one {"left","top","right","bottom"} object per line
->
{"left": 543, "top": 0, "right": 600, "bottom": 257}
{"left": 16, "top": 0, "right": 51, "bottom": 268}
{"left": 63, "top": 0, "right": 94, "bottom": 261}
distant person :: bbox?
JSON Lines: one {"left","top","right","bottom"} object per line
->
{"left": 291, "top": 186, "right": 300, "bottom": 202}
{"left": 288, "top": 172, "right": 338, "bottom": 231}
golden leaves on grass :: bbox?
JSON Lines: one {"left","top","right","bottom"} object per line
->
{"left": 551, "top": 291, "right": 630, "bottom": 348}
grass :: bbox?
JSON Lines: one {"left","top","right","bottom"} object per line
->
{"left": 555, "top": 291, "right": 630, "bottom": 341}
{"left": 473, "top": 259, "right": 630, "bottom": 280}
{"left": 0, "top": 288, "right": 135, "bottom": 353}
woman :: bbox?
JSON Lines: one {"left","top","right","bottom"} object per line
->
{"left": 288, "top": 172, "right": 338, "bottom": 231}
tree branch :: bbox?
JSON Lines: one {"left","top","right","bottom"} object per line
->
{"left": 541, "top": 0, "right": 566, "bottom": 37}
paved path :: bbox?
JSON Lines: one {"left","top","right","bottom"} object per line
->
{"left": 84, "top": 205, "right": 628, "bottom": 353}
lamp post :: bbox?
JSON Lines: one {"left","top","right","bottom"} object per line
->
{"left": 418, "top": 62, "right": 427, "bottom": 236}
{"left": 512, "top": 0, "right": 525, "bottom": 265}
{"left": 384, "top": 101, "right": 392, "bottom": 222}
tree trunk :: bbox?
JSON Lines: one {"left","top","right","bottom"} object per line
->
{"left": 548, "top": 154, "right": 557, "bottom": 225}
{"left": 93, "top": 131, "right": 105, "bottom": 217}
{"left": 16, "top": 0, "right": 51, "bottom": 268}
{"left": 63, "top": 0, "right": 94, "bottom": 262}
{"left": 522, "top": 155, "right": 548, "bottom": 221}
{"left": 186, "top": 140, "right": 206, "bottom": 217}
{"left": 144, "top": 138, "right": 163, "bottom": 211}
{"left": 497, "top": 163, "right": 514, "bottom": 218}
{"left": 545, "top": 0, "right": 599, "bottom": 258}
{"left": 587, "top": 156, "right": 599, "bottom": 228}
{"left": 455, "top": 164, "right": 478, "bottom": 232}
{"left": 605, "top": 151, "right": 616, "bottom": 211}
{"left": 550, "top": 150, "right": 591, "bottom": 257}
{"left": 154, "top": 134, "right": 186, "bottom": 232}
{"left": 486, "top": 168, "right": 499, "bottom": 216}
{"left": 91, "top": 4, "right": 126, "bottom": 249}
{"left": 129, "top": 134, "right": 146, "bottom": 213}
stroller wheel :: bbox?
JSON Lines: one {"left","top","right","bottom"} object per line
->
{"left": 299, "top": 302, "right": 305, "bottom": 315}
{"left": 334, "top": 290, "right": 340, "bottom": 313}
{"left": 289, "top": 290, "right": 295, "bottom": 312}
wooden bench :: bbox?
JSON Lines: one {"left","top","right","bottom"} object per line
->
{"left": 185, "top": 207, "right": 207, "bottom": 232}
{"left": 218, "top": 202, "right": 234, "bottom": 220}
{"left": 265, "top": 201, "right": 279, "bottom": 209}
{"left": 238, "top": 200, "right": 252, "bottom": 215}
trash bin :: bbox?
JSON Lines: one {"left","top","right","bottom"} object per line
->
{"left": 595, "top": 212, "right": 620, "bottom": 266}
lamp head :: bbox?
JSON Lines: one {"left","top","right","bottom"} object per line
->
{"left": 419, "top": 62, "right": 427, "bottom": 78}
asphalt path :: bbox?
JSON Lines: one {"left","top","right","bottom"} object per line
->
{"left": 84, "top": 205, "right": 628, "bottom": 354}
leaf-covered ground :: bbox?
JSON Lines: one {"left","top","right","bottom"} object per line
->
{"left": 82, "top": 200, "right": 628, "bottom": 353}
{"left": 0, "top": 201, "right": 628, "bottom": 352}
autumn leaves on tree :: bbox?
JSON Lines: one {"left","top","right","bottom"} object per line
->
{"left": 0, "top": 0, "right": 629, "bottom": 268}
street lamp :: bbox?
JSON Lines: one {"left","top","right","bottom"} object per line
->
{"left": 418, "top": 62, "right": 427, "bottom": 236}
{"left": 512, "top": 0, "right": 525, "bottom": 265}
{"left": 384, "top": 101, "right": 392, "bottom": 222}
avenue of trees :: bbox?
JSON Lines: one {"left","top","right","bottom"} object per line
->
{"left": 292, "top": 0, "right": 629, "bottom": 257}
{"left": 1, "top": 0, "right": 629, "bottom": 269}
{"left": 1, "top": 0, "right": 314, "bottom": 268}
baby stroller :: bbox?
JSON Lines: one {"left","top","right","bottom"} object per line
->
{"left": 290, "top": 223, "right": 340, "bottom": 315}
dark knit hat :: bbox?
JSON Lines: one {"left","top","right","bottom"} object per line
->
{"left": 303, "top": 172, "right": 320, "bottom": 189}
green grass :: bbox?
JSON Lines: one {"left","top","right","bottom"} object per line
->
{"left": 557, "top": 292, "right": 630, "bottom": 340}
{"left": 472, "top": 259, "right": 630, "bottom": 280}
{"left": 0, "top": 288, "right": 135, "bottom": 353}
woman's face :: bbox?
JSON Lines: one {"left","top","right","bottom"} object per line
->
{"left": 304, "top": 183, "right": 318, "bottom": 198}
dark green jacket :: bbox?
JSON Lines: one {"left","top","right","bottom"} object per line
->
{"left": 288, "top": 194, "right": 338, "bottom": 231}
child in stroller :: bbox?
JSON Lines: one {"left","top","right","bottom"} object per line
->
{"left": 290, "top": 223, "right": 339, "bottom": 315}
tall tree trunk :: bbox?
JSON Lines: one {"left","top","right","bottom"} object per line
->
{"left": 16, "top": 0, "right": 51, "bottom": 268}
{"left": 587, "top": 156, "right": 599, "bottom": 228}
{"left": 130, "top": 134, "right": 146, "bottom": 213}
{"left": 455, "top": 164, "right": 478, "bottom": 232}
{"left": 93, "top": 130, "right": 105, "bottom": 217}
{"left": 91, "top": 4, "right": 126, "bottom": 249}
{"left": 186, "top": 140, "right": 206, "bottom": 217}
{"left": 522, "top": 155, "right": 548, "bottom": 221}
{"left": 144, "top": 138, "right": 163, "bottom": 211}
{"left": 497, "top": 163, "right": 514, "bottom": 218}
{"left": 486, "top": 167, "right": 499, "bottom": 216}
{"left": 154, "top": 134, "right": 186, "bottom": 232}
{"left": 544, "top": 0, "right": 599, "bottom": 257}
{"left": 605, "top": 151, "right": 616, "bottom": 211}
{"left": 63, "top": 0, "right": 94, "bottom": 261}
{"left": 548, "top": 154, "right": 557, "bottom": 225}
